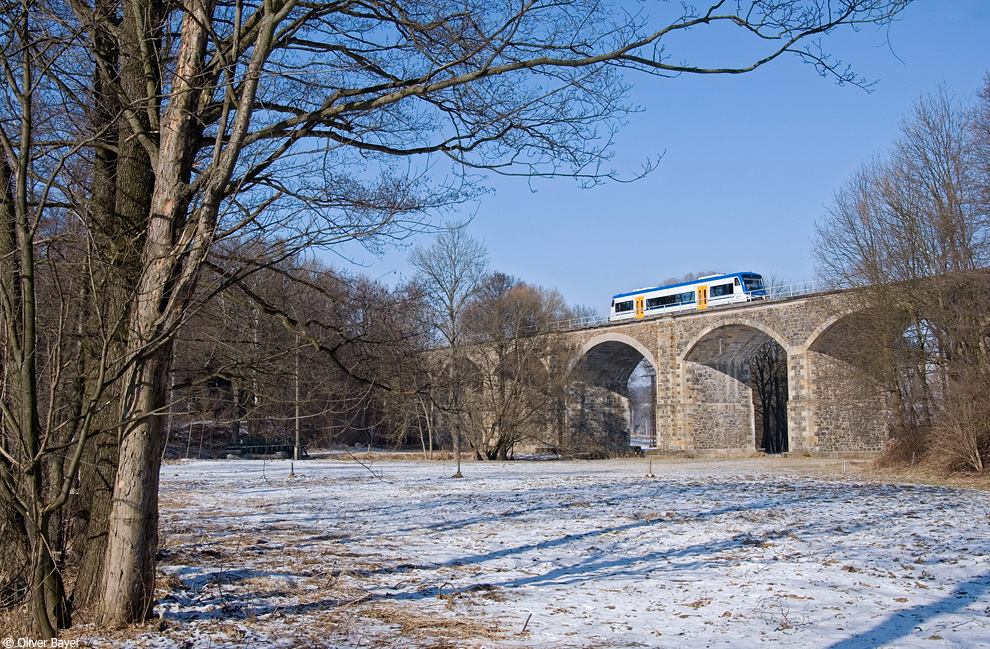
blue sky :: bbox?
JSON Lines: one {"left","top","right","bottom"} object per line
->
{"left": 337, "top": 0, "right": 990, "bottom": 313}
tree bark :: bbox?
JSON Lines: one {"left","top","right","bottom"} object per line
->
{"left": 97, "top": 0, "right": 227, "bottom": 623}
{"left": 73, "top": 0, "right": 161, "bottom": 610}
{"left": 97, "top": 343, "right": 172, "bottom": 623}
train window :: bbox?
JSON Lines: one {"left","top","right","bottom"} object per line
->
{"left": 710, "top": 283, "right": 733, "bottom": 297}
{"left": 648, "top": 295, "right": 672, "bottom": 308}
{"left": 615, "top": 300, "right": 634, "bottom": 313}
{"left": 645, "top": 291, "right": 696, "bottom": 309}
{"left": 743, "top": 274, "right": 764, "bottom": 291}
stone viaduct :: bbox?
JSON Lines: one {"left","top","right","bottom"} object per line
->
{"left": 563, "top": 289, "right": 889, "bottom": 455}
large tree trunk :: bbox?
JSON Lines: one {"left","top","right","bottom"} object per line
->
{"left": 96, "top": 184, "right": 193, "bottom": 624}
{"left": 96, "top": 0, "right": 278, "bottom": 620}
{"left": 71, "top": 0, "right": 122, "bottom": 608}
{"left": 73, "top": 0, "right": 162, "bottom": 608}
{"left": 97, "top": 344, "right": 172, "bottom": 623}
{"left": 70, "top": 428, "right": 120, "bottom": 610}
{"left": 96, "top": 0, "right": 222, "bottom": 623}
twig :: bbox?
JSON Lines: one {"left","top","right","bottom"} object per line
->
{"left": 331, "top": 593, "right": 372, "bottom": 612}
{"left": 344, "top": 448, "right": 388, "bottom": 482}
{"left": 262, "top": 457, "right": 276, "bottom": 487}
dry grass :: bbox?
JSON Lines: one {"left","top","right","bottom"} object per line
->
{"left": 0, "top": 606, "right": 28, "bottom": 637}
{"left": 360, "top": 603, "right": 508, "bottom": 642}
{"left": 864, "top": 460, "right": 990, "bottom": 490}
{"left": 674, "top": 453, "right": 990, "bottom": 489}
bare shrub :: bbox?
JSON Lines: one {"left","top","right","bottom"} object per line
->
{"left": 874, "top": 426, "right": 931, "bottom": 468}
{"left": 931, "top": 373, "right": 990, "bottom": 473}
{"left": 0, "top": 501, "right": 29, "bottom": 619}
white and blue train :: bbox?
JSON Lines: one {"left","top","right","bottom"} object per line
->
{"left": 609, "top": 272, "right": 766, "bottom": 322}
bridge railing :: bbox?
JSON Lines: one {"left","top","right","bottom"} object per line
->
{"left": 550, "top": 281, "right": 821, "bottom": 332}
{"left": 764, "top": 280, "right": 817, "bottom": 300}
{"left": 550, "top": 313, "right": 611, "bottom": 331}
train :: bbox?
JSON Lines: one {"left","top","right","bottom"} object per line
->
{"left": 609, "top": 272, "right": 766, "bottom": 322}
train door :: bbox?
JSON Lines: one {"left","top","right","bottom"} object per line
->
{"left": 635, "top": 296, "right": 645, "bottom": 319}
{"left": 697, "top": 285, "right": 708, "bottom": 310}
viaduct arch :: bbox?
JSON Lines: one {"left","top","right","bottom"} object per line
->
{"left": 570, "top": 332, "right": 658, "bottom": 395}
{"left": 563, "top": 290, "right": 889, "bottom": 455}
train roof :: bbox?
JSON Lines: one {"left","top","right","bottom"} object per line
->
{"left": 611, "top": 272, "right": 762, "bottom": 301}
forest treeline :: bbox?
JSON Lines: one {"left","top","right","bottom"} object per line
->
{"left": 166, "top": 237, "right": 593, "bottom": 461}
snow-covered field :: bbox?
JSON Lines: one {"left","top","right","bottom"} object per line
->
{"left": 78, "top": 457, "right": 990, "bottom": 648}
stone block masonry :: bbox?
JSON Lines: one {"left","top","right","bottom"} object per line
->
{"left": 564, "top": 290, "right": 888, "bottom": 455}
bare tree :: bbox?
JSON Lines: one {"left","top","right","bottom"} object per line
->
{"left": 749, "top": 274, "right": 789, "bottom": 454}
{"left": 813, "top": 79, "right": 990, "bottom": 472}
{"left": 460, "top": 275, "right": 573, "bottom": 460}
{"left": 751, "top": 340, "right": 789, "bottom": 453}
{"left": 170, "top": 251, "right": 432, "bottom": 453}
{"left": 409, "top": 225, "right": 490, "bottom": 474}
{"left": 0, "top": 2, "right": 120, "bottom": 633}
